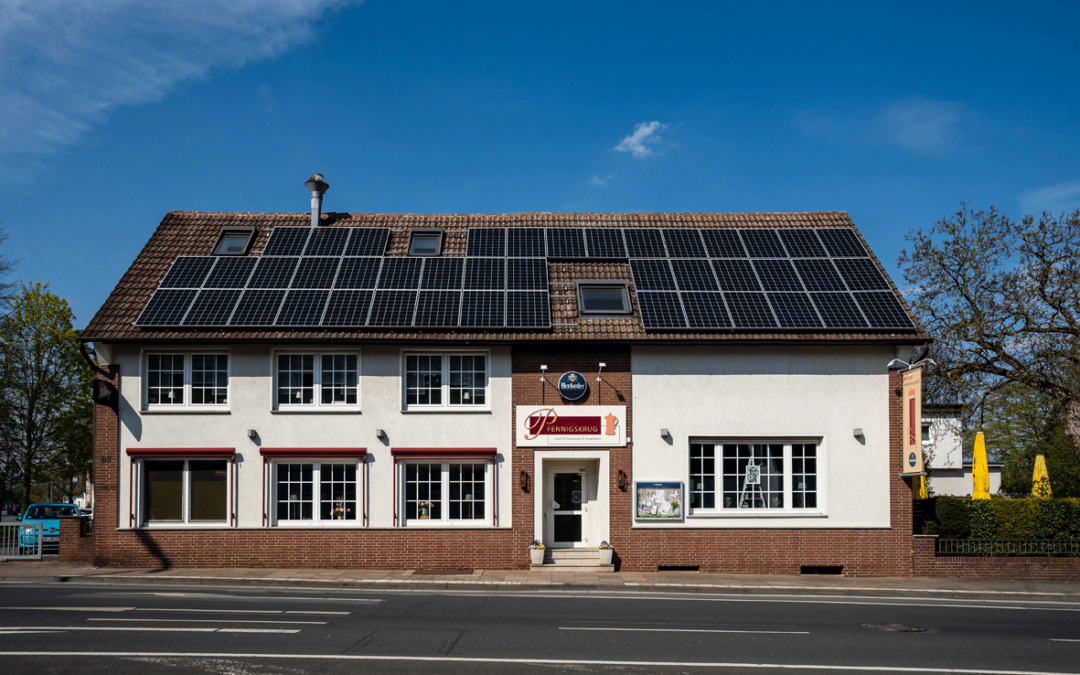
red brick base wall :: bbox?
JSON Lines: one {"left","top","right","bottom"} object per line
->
{"left": 60, "top": 517, "right": 93, "bottom": 564}
{"left": 913, "top": 535, "right": 1080, "bottom": 581}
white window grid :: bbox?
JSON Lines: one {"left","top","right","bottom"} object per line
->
{"left": 402, "top": 461, "right": 490, "bottom": 525}
{"left": 138, "top": 458, "right": 230, "bottom": 525}
{"left": 689, "top": 440, "right": 821, "bottom": 514}
{"left": 273, "top": 461, "right": 360, "bottom": 525}
{"left": 403, "top": 352, "right": 488, "bottom": 410}
{"left": 274, "top": 351, "right": 360, "bottom": 410}
{"left": 144, "top": 352, "right": 229, "bottom": 409}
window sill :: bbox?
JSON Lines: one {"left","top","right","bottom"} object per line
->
{"left": 400, "top": 521, "right": 491, "bottom": 527}
{"left": 271, "top": 408, "right": 362, "bottom": 414}
{"left": 142, "top": 407, "right": 230, "bottom": 414}
{"left": 134, "top": 523, "right": 232, "bottom": 528}
{"left": 686, "top": 511, "right": 827, "bottom": 519}
{"left": 271, "top": 522, "right": 363, "bottom": 527}
{"left": 400, "top": 408, "right": 491, "bottom": 414}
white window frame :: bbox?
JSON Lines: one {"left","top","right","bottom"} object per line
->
{"left": 269, "top": 459, "right": 363, "bottom": 527}
{"left": 135, "top": 458, "right": 232, "bottom": 527}
{"left": 688, "top": 439, "right": 824, "bottom": 516}
{"left": 142, "top": 351, "right": 230, "bottom": 412}
{"left": 576, "top": 279, "right": 632, "bottom": 315}
{"left": 212, "top": 226, "right": 255, "bottom": 255}
{"left": 401, "top": 351, "right": 490, "bottom": 412}
{"left": 272, "top": 350, "right": 361, "bottom": 412}
{"left": 408, "top": 228, "right": 444, "bottom": 256}
{"left": 398, "top": 460, "right": 493, "bottom": 527}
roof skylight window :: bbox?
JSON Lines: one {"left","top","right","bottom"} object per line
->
{"left": 409, "top": 230, "right": 444, "bottom": 256}
{"left": 578, "top": 280, "right": 631, "bottom": 314}
{"left": 212, "top": 227, "right": 255, "bottom": 256}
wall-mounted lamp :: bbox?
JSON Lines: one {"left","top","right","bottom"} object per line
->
{"left": 246, "top": 429, "right": 256, "bottom": 439}
{"left": 660, "top": 428, "right": 671, "bottom": 439}
{"left": 617, "top": 469, "right": 628, "bottom": 492}
{"left": 887, "top": 358, "right": 938, "bottom": 371}
{"left": 597, "top": 362, "right": 606, "bottom": 383}
{"left": 376, "top": 429, "right": 387, "bottom": 441}
{"left": 853, "top": 428, "right": 864, "bottom": 439}
{"left": 539, "top": 364, "right": 548, "bottom": 381}
{"left": 519, "top": 470, "right": 530, "bottom": 492}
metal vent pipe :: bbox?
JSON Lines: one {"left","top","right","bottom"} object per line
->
{"left": 305, "top": 173, "right": 329, "bottom": 226}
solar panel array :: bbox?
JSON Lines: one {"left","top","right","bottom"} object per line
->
{"left": 136, "top": 225, "right": 913, "bottom": 333}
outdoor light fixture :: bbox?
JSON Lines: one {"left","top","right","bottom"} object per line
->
{"left": 539, "top": 364, "right": 548, "bottom": 381}
{"left": 376, "top": 429, "right": 387, "bottom": 441}
{"left": 246, "top": 429, "right": 256, "bottom": 439}
{"left": 597, "top": 362, "right": 606, "bottom": 382}
{"left": 661, "top": 428, "right": 671, "bottom": 439}
{"left": 887, "top": 358, "right": 938, "bottom": 371}
{"left": 519, "top": 470, "right": 530, "bottom": 492}
{"left": 853, "top": 428, "right": 864, "bottom": 439}
{"left": 618, "top": 469, "right": 628, "bottom": 492}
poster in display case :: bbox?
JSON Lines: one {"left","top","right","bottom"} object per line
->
{"left": 635, "top": 482, "right": 684, "bottom": 521}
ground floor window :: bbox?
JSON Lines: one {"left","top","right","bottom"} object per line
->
{"left": 402, "top": 461, "right": 489, "bottom": 525}
{"left": 143, "top": 459, "right": 229, "bottom": 524}
{"left": 274, "top": 461, "right": 359, "bottom": 524}
{"left": 690, "top": 441, "right": 818, "bottom": 512}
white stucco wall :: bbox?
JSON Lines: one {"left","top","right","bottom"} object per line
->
{"left": 110, "top": 343, "right": 514, "bottom": 529}
{"left": 924, "top": 413, "right": 964, "bottom": 470}
{"left": 631, "top": 344, "right": 900, "bottom": 528}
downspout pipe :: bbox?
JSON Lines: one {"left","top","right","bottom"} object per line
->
{"left": 305, "top": 173, "right": 329, "bottom": 227}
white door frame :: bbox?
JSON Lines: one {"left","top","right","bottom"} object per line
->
{"left": 545, "top": 466, "right": 589, "bottom": 548}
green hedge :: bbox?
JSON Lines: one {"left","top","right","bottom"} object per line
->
{"left": 919, "top": 496, "right": 1080, "bottom": 539}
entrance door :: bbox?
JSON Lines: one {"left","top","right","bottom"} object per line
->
{"left": 548, "top": 469, "right": 588, "bottom": 548}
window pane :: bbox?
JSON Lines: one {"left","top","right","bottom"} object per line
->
{"left": 448, "top": 462, "right": 485, "bottom": 521}
{"left": 405, "top": 463, "right": 441, "bottom": 522}
{"left": 321, "top": 354, "right": 358, "bottom": 405}
{"left": 689, "top": 443, "right": 715, "bottom": 511}
{"left": 145, "top": 460, "right": 184, "bottom": 521}
{"left": 191, "top": 355, "right": 228, "bottom": 405}
{"left": 580, "top": 285, "right": 628, "bottom": 312}
{"left": 320, "top": 463, "right": 357, "bottom": 521}
{"left": 792, "top": 443, "right": 817, "bottom": 510}
{"left": 448, "top": 355, "right": 485, "bottom": 407}
{"left": 147, "top": 354, "right": 185, "bottom": 405}
{"left": 276, "top": 463, "right": 313, "bottom": 521}
{"left": 405, "top": 355, "right": 442, "bottom": 406}
{"left": 189, "top": 460, "right": 227, "bottom": 521}
{"left": 278, "top": 354, "right": 314, "bottom": 405}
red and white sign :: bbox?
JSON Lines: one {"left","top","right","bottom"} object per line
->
{"left": 516, "top": 405, "right": 627, "bottom": 447}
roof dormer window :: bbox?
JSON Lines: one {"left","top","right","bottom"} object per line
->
{"left": 212, "top": 227, "right": 255, "bottom": 256}
{"left": 408, "top": 229, "right": 444, "bottom": 256}
{"left": 577, "top": 280, "right": 631, "bottom": 314}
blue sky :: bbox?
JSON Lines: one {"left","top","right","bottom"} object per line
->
{"left": 2, "top": 0, "right": 1078, "bottom": 328}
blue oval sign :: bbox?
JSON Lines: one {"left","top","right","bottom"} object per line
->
{"left": 557, "top": 371, "right": 588, "bottom": 401}
{"left": 908, "top": 452, "right": 917, "bottom": 468}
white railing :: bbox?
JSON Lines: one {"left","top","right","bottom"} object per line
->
{"left": 0, "top": 522, "right": 43, "bottom": 560}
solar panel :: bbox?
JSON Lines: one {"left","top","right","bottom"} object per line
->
{"left": 712, "top": 259, "right": 761, "bottom": 291}
{"left": 739, "top": 230, "right": 786, "bottom": 258}
{"left": 343, "top": 228, "right": 391, "bottom": 256}
{"left": 701, "top": 230, "right": 747, "bottom": 258}
{"left": 854, "top": 291, "right": 914, "bottom": 328}
{"left": 623, "top": 229, "right": 667, "bottom": 257}
{"left": 777, "top": 230, "right": 827, "bottom": 258}
{"left": 811, "top": 292, "right": 868, "bottom": 328}
{"left": 506, "top": 291, "right": 551, "bottom": 328}
{"left": 160, "top": 257, "right": 216, "bottom": 289}
{"left": 793, "top": 259, "right": 846, "bottom": 291}
{"left": 135, "top": 289, "right": 197, "bottom": 326}
{"left": 368, "top": 290, "right": 417, "bottom": 326}
{"left": 460, "top": 291, "right": 505, "bottom": 327}
{"left": 507, "top": 228, "right": 546, "bottom": 257}
{"left": 376, "top": 257, "right": 423, "bottom": 289}
{"left": 276, "top": 290, "right": 330, "bottom": 326}
{"left": 204, "top": 257, "right": 257, "bottom": 289}
{"left": 671, "top": 259, "right": 719, "bottom": 291}
{"left": 322, "top": 290, "right": 373, "bottom": 326}
{"left": 546, "top": 228, "right": 586, "bottom": 258}
{"left": 229, "top": 290, "right": 286, "bottom": 325}
{"left": 304, "top": 227, "right": 350, "bottom": 256}
{"left": 681, "top": 292, "right": 731, "bottom": 329}
{"left": 291, "top": 257, "right": 340, "bottom": 289}
{"left": 263, "top": 227, "right": 311, "bottom": 256}
{"left": 725, "top": 292, "right": 777, "bottom": 328}
{"left": 629, "top": 259, "right": 677, "bottom": 291}
{"left": 768, "top": 292, "right": 822, "bottom": 328}
{"left": 464, "top": 258, "right": 505, "bottom": 290}
{"left": 414, "top": 291, "right": 461, "bottom": 327}
{"left": 662, "top": 229, "right": 707, "bottom": 258}
{"left": 247, "top": 257, "right": 299, "bottom": 289}
{"left": 183, "top": 289, "right": 242, "bottom": 326}
{"left": 334, "top": 257, "right": 382, "bottom": 290}
{"left": 506, "top": 258, "right": 548, "bottom": 291}
{"left": 834, "top": 258, "right": 890, "bottom": 291}
{"left": 753, "top": 260, "right": 804, "bottom": 292}
{"left": 466, "top": 228, "right": 506, "bottom": 257}
{"left": 816, "top": 228, "right": 867, "bottom": 257}
{"left": 637, "top": 291, "right": 687, "bottom": 329}
{"left": 420, "top": 257, "right": 464, "bottom": 290}
{"left": 585, "top": 229, "right": 626, "bottom": 258}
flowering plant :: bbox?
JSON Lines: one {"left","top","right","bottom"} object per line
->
{"left": 332, "top": 502, "right": 351, "bottom": 519}
{"left": 530, "top": 539, "right": 545, "bottom": 550}
{"left": 598, "top": 540, "right": 613, "bottom": 550}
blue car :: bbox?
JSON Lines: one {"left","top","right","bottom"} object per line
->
{"left": 20, "top": 503, "right": 81, "bottom": 551}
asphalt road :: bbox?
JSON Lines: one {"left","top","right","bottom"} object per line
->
{"left": 1, "top": 582, "right": 1078, "bottom": 674}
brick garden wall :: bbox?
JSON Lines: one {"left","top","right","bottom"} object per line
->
{"left": 912, "top": 534, "right": 1080, "bottom": 581}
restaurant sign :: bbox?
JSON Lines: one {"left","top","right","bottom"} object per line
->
{"left": 516, "top": 405, "right": 626, "bottom": 447}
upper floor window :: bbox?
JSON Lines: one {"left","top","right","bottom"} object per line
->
{"left": 145, "top": 352, "right": 229, "bottom": 409}
{"left": 274, "top": 352, "right": 359, "bottom": 410}
{"left": 403, "top": 352, "right": 488, "bottom": 410}
{"left": 577, "top": 280, "right": 631, "bottom": 314}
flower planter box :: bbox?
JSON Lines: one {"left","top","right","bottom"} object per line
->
{"left": 530, "top": 548, "right": 545, "bottom": 565}
{"left": 599, "top": 548, "right": 613, "bottom": 565}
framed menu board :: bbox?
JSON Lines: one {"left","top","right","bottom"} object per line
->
{"left": 635, "top": 482, "right": 684, "bottom": 522}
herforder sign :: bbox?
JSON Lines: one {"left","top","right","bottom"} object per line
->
{"left": 516, "top": 405, "right": 627, "bottom": 447}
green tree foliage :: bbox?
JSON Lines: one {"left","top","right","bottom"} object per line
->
{"left": 900, "top": 205, "right": 1080, "bottom": 465}
{"left": 0, "top": 282, "right": 91, "bottom": 506}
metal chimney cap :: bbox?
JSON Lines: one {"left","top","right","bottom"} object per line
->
{"left": 305, "top": 173, "right": 329, "bottom": 195}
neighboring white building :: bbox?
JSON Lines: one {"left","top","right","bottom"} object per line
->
{"left": 923, "top": 405, "right": 1002, "bottom": 497}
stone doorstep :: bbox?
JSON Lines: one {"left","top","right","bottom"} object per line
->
{"left": 530, "top": 563, "right": 616, "bottom": 573}
{"left": 534, "top": 549, "right": 615, "bottom": 572}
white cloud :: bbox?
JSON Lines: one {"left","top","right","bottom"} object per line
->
{"left": 590, "top": 174, "right": 611, "bottom": 186}
{"left": 613, "top": 121, "right": 667, "bottom": 158}
{"left": 0, "top": 0, "right": 353, "bottom": 163}
{"left": 1019, "top": 180, "right": 1080, "bottom": 215}
{"left": 875, "top": 99, "right": 964, "bottom": 154}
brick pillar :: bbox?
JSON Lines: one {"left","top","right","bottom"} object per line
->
{"left": 889, "top": 366, "right": 915, "bottom": 577}
{"left": 92, "top": 364, "right": 120, "bottom": 567}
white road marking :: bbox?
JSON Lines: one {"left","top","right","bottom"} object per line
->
{"left": 147, "top": 592, "right": 380, "bottom": 603}
{"left": 0, "top": 627, "right": 299, "bottom": 634}
{"left": 87, "top": 618, "right": 327, "bottom": 625}
{"left": 0, "top": 651, "right": 1077, "bottom": 674}
{"left": 136, "top": 608, "right": 348, "bottom": 615}
{"left": 1050, "top": 638, "right": 1080, "bottom": 642}
{"left": 5, "top": 607, "right": 134, "bottom": 612}
{"left": 561, "top": 626, "right": 810, "bottom": 635}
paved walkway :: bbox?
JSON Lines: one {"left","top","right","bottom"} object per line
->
{"left": 2, "top": 560, "right": 1080, "bottom": 601}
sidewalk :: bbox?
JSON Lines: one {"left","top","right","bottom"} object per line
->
{"left": 3, "top": 560, "right": 1080, "bottom": 602}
